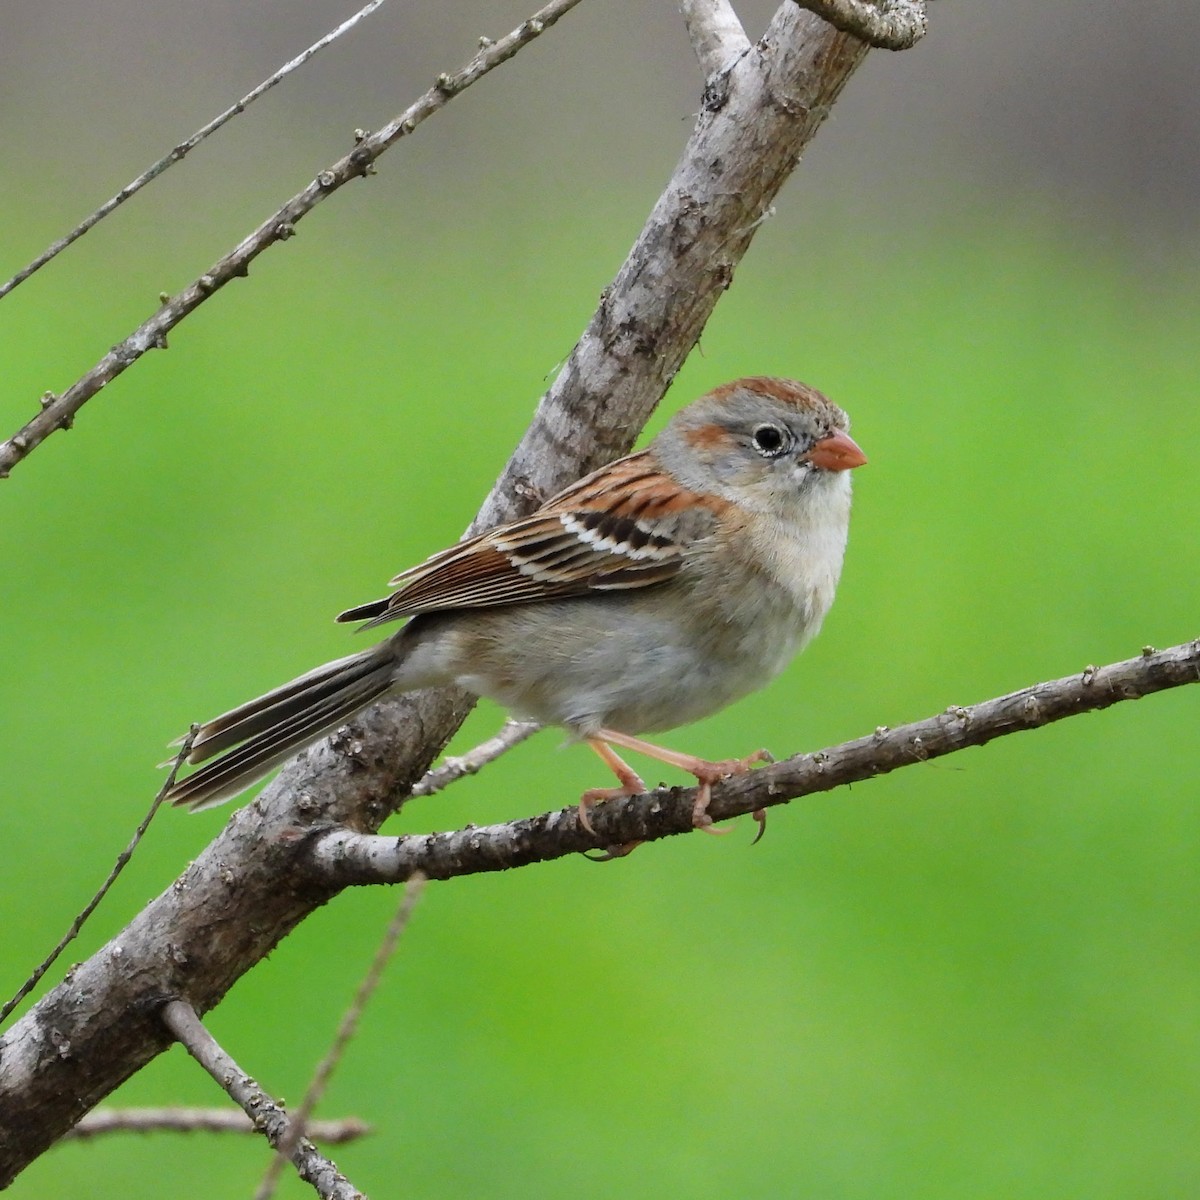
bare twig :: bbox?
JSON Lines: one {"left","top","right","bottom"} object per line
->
{"left": 162, "top": 1001, "right": 363, "bottom": 1200}
{"left": 256, "top": 875, "right": 427, "bottom": 1200}
{"left": 0, "top": 727, "right": 196, "bottom": 1027}
{"left": 0, "top": 0, "right": 393, "bottom": 303}
{"left": 679, "top": 0, "right": 751, "bottom": 77}
{"left": 309, "top": 641, "right": 1200, "bottom": 885}
{"left": 410, "top": 721, "right": 540, "bottom": 799}
{"left": 64, "top": 1108, "right": 370, "bottom": 1144}
{"left": 792, "top": 0, "right": 928, "bottom": 50}
{"left": 0, "top": 0, "right": 585, "bottom": 481}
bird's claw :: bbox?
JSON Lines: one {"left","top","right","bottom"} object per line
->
{"left": 750, "top": 808, "right": 767, "bottom": 845}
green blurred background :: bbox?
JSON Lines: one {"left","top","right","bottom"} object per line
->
{"left": 2, "top": 2, "right": 1197, "bottom": 1196}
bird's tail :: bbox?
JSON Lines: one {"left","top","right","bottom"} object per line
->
{"left": 164, "top": 644, "right": 397, "bottom": 811}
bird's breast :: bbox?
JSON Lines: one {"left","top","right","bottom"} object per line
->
{"left": 732, "top": 485, "right": 851, "bottom": 639}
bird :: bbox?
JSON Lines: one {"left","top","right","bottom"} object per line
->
{"left": 164, "top": 377, "right": 866, "bottom": 837}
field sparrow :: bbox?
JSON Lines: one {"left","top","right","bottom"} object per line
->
{"left": 165, "top": 377, "right": 866, "bottom": 836}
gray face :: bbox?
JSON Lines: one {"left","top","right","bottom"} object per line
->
{"left": 656, "top": 379, "right": 853, "bottom": 508}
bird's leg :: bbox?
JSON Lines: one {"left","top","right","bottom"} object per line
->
{"left": 596, "top": 729, "right": 772, "bottom": 836}
{"left": 581, "top": 738, "right": 648, "bottom": 836}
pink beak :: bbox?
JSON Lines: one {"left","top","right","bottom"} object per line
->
{"left": 807, "top": 429, "right": 867, "bottom": 472}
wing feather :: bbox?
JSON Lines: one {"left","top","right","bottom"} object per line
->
{"left": 336, "top": 451, "right": 723, "bottom": 628}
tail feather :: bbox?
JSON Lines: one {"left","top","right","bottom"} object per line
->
{"left": 165, "top": 646, "right": 396, "bottom": 812}
{"left": 335, "top": 597, "right": 391, "bottom": 626}
{"left": 186, "top": 650, "right": 393, "bottom": 764}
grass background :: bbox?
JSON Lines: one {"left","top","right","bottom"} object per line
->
{"left": 2, "top": 4, "right": 1197, "bottom": 1197}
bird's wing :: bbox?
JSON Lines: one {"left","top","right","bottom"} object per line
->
{"left": 336, "top": 451, "right": 723, "bottom": 629}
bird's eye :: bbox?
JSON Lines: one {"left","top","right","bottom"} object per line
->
{"left": 751, "top": 424, "right": 788, "bottom": 457}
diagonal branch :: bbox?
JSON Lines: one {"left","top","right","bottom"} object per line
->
{"left": 472, "top": 2, "right": 872, "bottom": 524}
{"left": 0, "top": 0, "right": 394, "bottom": 302}
{"left": 308, "top": 641, "right": 1200, "bottom": 884}
{"left": 0, "top": 0, "right": 585, "bottom": 481}
{"left": 162, "top": 1001, "right": 362, "bottom": 1200}
{"left": 0, "top": 7, "right": 891, "bottom": 1182}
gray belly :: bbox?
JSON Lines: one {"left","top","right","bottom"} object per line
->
{"left": 421, "top": 582, "right": 811, "bottom": 737}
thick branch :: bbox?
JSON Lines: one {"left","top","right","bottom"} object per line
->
{"left": 476, "top": 4, "right": 871, "bottom": 522}
{"left": 0, "top": 0, "right": 584, "bottom": 480}
{"left": 0, "top": 7, "right": 876, "bottom": 1182}
{"left": 308, "top": 641, "right": 1200, "bottom": 884}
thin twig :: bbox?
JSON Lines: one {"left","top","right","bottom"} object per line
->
{"left": 410, "top": 721, "right": 540, "bottom": 798}
{"left": 309, "top": 640, "right": 1200, "bottom": 884}
{"left": 0, "top": 727, "right": 196, "bottom": 1027}
{"left": 792, "top": 0, "right": 928, "bottom": 50}
{"left": 679, "top": 0, "right": 751, "bottom": 77}
{"left": 162, "top": 1001, "right": 363, "bottom": 1200}
{"left": 0, "top": 0, "right": 585, "bottom": 481}
{"left": 0, "top": 0, "right": 393, "bottom": 303}
{"left": 64, "top": 1108, "right": 371, "bottom": 1144}
{"left": 256, "top": 875, "right": 427, "bottom": 1200}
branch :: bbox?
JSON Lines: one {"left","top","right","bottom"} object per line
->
{"left": 0, "top": 0, "right": 585, "bottom": 480}
{"left": 473, "top": 2, "right": 872, "bottom": 523}
{"left": 308, "top": 642, "right": 1200, "bottom": 884}
{"left": 792, "top": 0, "right": 928, "bottom": 51}
{"left": 0, "top": 8, "right": 880, "bottom": 1181}
{"left": 63, "top": 1108, "right": 370, "bottom": 1144}
{"left": 0, "top": 0, "right": 394, "bottom": 302}
{"left": 409, "top": 721, "right": 540, "bottom": 798}
{"left": 162, "top": 1001, "right": 362, "bottom": 1200}
{"left": 679, "top": 0, "right": 751, "bottom": 78}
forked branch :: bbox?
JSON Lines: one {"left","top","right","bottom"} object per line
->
{"left": 0, "top": 5, "right": 911, "bottom": 1182}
